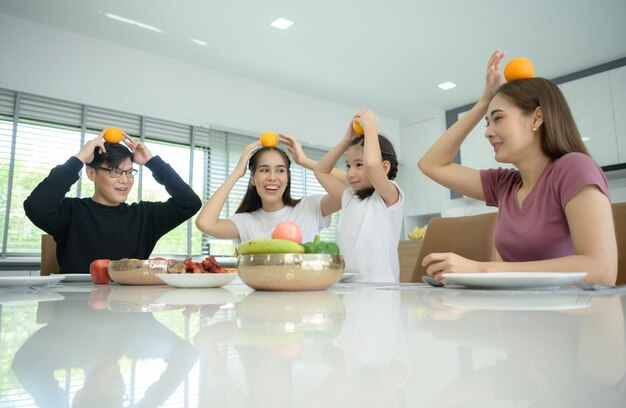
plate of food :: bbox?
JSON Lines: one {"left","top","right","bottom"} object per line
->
{"left": 156, "top": 256, "right": 237, "bottom": 288}
{"left": 441, "top": 272, "right": 588, "bottom": 289}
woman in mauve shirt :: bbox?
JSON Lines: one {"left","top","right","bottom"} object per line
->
{"left": 418, "top": 50, "right": 617, "bottom": 285}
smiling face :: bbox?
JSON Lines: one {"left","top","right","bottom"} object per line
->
{"left": 345, "top": 145, "right": 374, "bottom": 191}
{"left": 485, "top": 94, "right": 540, "bottom": 164}
{"left": 252, "top": 150, "right": 290, "bottom": 211}
{"left": 87, "top": 157, "right": 135, "bottom": 206}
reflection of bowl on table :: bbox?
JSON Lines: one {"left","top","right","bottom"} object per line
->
{"left": 235, "top": 290, "right": 346, "bottom": 341}
{"left": 105, "top": 285, "right": 182, "bottom": 312}
{"left": 237, "top": 253, "right": 344, "bottom": 291}
{"left": 108, "top": 259, "right": 185, "bottom": 285}
{"left": 156, "top": 287, "right": 240, "bottom": 306}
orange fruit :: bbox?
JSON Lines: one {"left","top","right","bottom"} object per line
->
{"left": 504, "top": 57, "right": 535, "bottom": 82}
{"left": 260, "top": 131, "right": 278, "bottom": 147}
{"left": 103, "top": 127, "right": 124, "bottom": 143}
{"left": 352, "top": 117, "right": 364, "bottom": 135}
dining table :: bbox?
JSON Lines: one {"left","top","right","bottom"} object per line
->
{"left": 0, "top": 276, "right": 625, "bottom": 408}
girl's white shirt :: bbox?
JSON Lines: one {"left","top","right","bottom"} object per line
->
{"left": 338, "top": 181, "right": 404, "bottom": 282}
{"left": 230, "top": 194, "right": 330, "bottom": 245}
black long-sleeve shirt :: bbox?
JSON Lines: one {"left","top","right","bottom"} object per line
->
{"left": 24, "top": 156, "right": 202, "bottom": 273}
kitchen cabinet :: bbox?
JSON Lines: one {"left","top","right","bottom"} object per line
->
{"left": 559, "top": 71, "right": 619, "bottom": 167}
{"left": 610, "top": 66, "right": 626, "bottom": 166}
{"left": 399, "top": 116, "right": 448, "bottom": 216}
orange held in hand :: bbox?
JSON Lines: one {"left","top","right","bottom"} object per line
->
{"left": 260, "top": 131, "right": 279, "bottom": 147}
{"left": 352, "top": 117, "right": 364, "bottom": 136}
{"left": 504, "top": 57, "right": 535, "bottom": 82}
{"left": 103, "top": 127, "right": 124, "bottom": 143}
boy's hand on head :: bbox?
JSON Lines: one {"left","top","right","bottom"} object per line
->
{"left": 123, "top": 132, "right": 153, "bottom": 165}
{"left": 75, "top": 131, "right": 106, "bottom": 164}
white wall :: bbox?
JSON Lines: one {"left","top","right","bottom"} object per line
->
{"left": 0, "top": 13, "right": 399, "bottom": 149}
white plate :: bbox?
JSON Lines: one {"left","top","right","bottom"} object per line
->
{"left": 0, "top": 275, "right": 65, "bottom": 288}
{"left": 156, "top": 273, "right": 238, "bottom": 288}
{"left": 156, "top": 287, "right": 239, "bottom": 305}
{"left": 443, "top": 292, "right": 591, "bottom": 311}
{"left": 0, "top": 292, "right": 65, "bottom": 305}
{"left": 55, "top": 274, "right": 92, "bottom": 282}
{"left": 441, "top": 272, "right": 587, "bottom": 289}
{"left": 340, "top": 272, "right": 358, "bottom": 282}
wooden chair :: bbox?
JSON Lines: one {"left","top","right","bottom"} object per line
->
{"left": 612, "top": 202, "right": 626, "bottom": 286}
{"left": 40, "top": 234, "right": 60, "bottom": 276}
{"left": 410, "top": 212, "right": 498, "bottom": 283}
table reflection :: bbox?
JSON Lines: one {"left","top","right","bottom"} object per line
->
{"left": 194, "top": 290, "right": 345, "bottom": 408}
{"left": 421, "top": 291, "right": 626, "bottom": 408}
{"left": 11, "top": 288, "right": 198, "bottom": 408}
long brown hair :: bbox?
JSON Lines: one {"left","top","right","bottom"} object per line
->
{"left": 235, "top": 147, "right": 301, "bottom": 213}
{"left": 496, "top": 77, "right": 589, "bottom": 158}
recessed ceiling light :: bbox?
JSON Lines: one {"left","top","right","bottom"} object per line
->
{"left": 438, "top": 82, "right": 456, "bottom": 90}
{"left": 190, "top": 38, "right": 207, "bottom": 46}
{"left": 270, "top": 18, "right": 294, "bottom": 30}
{"left": 103, "top": 12, "right": 163, "bottom": 33}
{"left": 582, "top": 137, "right": 591, "bottom": 142}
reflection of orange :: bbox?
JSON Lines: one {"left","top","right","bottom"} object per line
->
{"left": 352, "top": 118, "right": 364, "bottom": 135}
{"left": 104, "top": 127, "right": 124, "bottom": 143}
{"left": 504, "top": 58, "right": 534, "bottom": 81}
{"left": 260, "top": 131, "right": 278, "bottom": 147}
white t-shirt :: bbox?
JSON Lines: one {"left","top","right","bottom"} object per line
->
{"left": 230, "top": 195, "right": 331, "bottom": 244}
{"left": 337, "top": 181, "right": 404, "bottom": 282}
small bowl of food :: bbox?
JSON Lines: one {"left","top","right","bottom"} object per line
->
{"left": 108, "top": 259, "right": 185, "bottom": 285}
{"left": 237, "top": 253, "right": 344, "bottom": 291}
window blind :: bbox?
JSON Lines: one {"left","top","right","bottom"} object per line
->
{"left": 0, "top": 86, "right": 340, "bottom": 259}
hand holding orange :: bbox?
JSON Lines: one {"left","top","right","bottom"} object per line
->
{"left": 260, "top": 131, "right": 279, "bottom": 147}
{"left": 504, "top": 57, "right": 534, "bottom": 82}
{"left": 103, "top": 127, "right": 124, "bottom": 143}
{"left": 352, "top": 117, "right": 364, "bottom": 136}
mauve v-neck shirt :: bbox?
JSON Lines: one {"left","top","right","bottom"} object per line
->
{"left": 480, "top": 152, "right": 609, "bottom": 262}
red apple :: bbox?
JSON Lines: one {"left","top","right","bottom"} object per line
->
{"left": 89, "top": 259, "right": 111, "bottom": 284}
{"left": 271, "top": 221, "right": 303, "bottom": 244}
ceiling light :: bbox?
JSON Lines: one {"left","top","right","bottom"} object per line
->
{"left": 190, "top": 38, "right": 207, "bottom": 46}
{"left": 582, "top": 137, "right": 591, "bottom": 142}
{"left": 270, "top": 18, "right": 294, "bottom": 30}
{"left": 438, "top": 82, "right": 456, "bottom": 90}
{"left": 104, "top": 12, "right": 163, "bottom": 33}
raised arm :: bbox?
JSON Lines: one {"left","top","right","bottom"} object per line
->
{"left": 195, "top": 141, "right": 261, "bottom": 239}
{"left": 314, "top": 123, "right": 356, "bottom": 203}
{"left": 23, "top": 132, "right": 107, "bottom": 235}
{"left": 280, "top": 133, "right": 348, "bottom": 185}
{"left": 418, "top": 50, "right": 506, "bottom": 201}
{"left": 280, "top": 133, "right": 343, "bottom": 216}
{"left": 357, "top": 110, "right": 399, "bottom": 207}
{"left": 423, "top": 186, "right": 617, "bottom": 285}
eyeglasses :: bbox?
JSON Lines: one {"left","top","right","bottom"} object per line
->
{"left": 96, "top": 167, "right": 138, "bottom": 178}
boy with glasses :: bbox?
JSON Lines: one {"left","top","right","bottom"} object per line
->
{"left": 24, "top": 129, "right": 202, "bottom": 273}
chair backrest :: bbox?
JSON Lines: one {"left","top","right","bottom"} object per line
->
{"left": 410, "top": 212, "right": 498, "bottom": 283}
{"left": 612, "top": 202, "right": 626, "bottom": 285}
{"left": 41, "top": 234, "right": 60, "bottom": 276}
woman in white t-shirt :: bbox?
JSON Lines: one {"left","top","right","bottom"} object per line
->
{"left": 315, "top": 110, "right": 404, "bottom": 283}
{"left": 195, "top": 134, "right": 344, "bottom": 244}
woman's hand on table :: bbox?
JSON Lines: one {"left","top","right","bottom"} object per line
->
{"left": 422, "top": 252, "right": 485, "bottom": 281}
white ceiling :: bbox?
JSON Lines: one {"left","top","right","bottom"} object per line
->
{"left": 1, "top": 0, "right": 626, "bottom": 121}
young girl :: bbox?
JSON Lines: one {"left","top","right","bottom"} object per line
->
{"left": 195, "top": 134, "right": 344, "bottom": 244}
{"left": 418, "top": 50, "right": 617, "bottom": 285}
{"left": 315, "top": 110, "right": 404, "bottom": 283}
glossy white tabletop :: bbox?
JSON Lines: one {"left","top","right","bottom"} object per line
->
{"left": 1, "top": 281, "right": 625, "bottom": 407}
